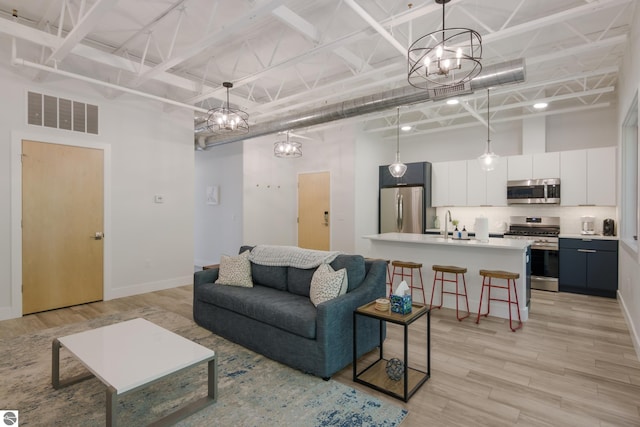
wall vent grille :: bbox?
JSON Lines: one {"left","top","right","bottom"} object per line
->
{"left": 27, "top": 91, "right": 98, "bottom": 135}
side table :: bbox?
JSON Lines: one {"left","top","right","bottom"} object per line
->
{"left": 353, "top": 301, "right": 430, "bottom": 402}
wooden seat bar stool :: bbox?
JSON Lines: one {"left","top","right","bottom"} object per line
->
{"left": 390, "top": 261, "right": 425, "bottom": 304}
{"left": 476, "top": 269, "right": 523, "bottom": 332}
{"left": 430, "top": 265, "right": 470, "bottom": 321}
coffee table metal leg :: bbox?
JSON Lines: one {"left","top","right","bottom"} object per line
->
{"left": 52, "top": 338, "right": 94, "bottom": 389}
{"left": 52, "top": 339, "right": 61, "bottom": 389}
{"left": 208, "top": 356, "right": 218, "bottom": 402}
{"left": 106, "top": 387, "right": 117, "bottom": 427}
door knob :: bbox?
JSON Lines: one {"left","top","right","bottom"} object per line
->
{"left": 92, "top": 232, "right": 104, "bottom": 240}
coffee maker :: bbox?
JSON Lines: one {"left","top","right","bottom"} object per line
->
{"left": 603, "top": 218, "right": 615, "bottom": 236}
{"left": 581, "top": 216, "right": 595, "bottom": 235}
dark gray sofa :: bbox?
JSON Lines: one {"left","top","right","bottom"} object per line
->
{"left": 193, "top": 246, "right": 386, "bottom": 379}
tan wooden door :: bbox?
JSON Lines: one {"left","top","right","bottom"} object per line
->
{"left": 22, "top": 140, "right": 104, "bottom": 314}
{"left": 298, "top": 172, "right": 330, "bottom": 250}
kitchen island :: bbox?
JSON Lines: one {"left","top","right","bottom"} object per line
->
{"left": 363, "top": 233, "right": 532, "bottom": 322}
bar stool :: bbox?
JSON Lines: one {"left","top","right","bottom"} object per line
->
{"left": 390, "top": 261, "right": 425, "bottom": 304}
{"left": 430, "top": 265, "right": 470, "bottom": 321}
{"left": 476, "top": 269, "right": 522, "bottom": 332}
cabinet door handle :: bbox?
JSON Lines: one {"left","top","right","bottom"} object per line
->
{"left": 577, "top": 249, "right": 596, "bottom": 253}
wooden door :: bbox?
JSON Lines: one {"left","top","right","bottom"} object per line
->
{"left": 298, "top": 172, "right": 330, "bottom": 250}
{"left": 22, "top": 140, "right": 104, "bottom": 314}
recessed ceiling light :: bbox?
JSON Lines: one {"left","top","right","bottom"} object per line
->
{"left": 446, "top": 99, "right": 459, "bottom": 105}
{"left": 533, "top": 102, "right": 548, "bottom": 109}
{"left": 401, "top": 125, "right": 412, "bottom": 131}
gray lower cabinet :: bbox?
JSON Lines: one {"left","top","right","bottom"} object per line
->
{"left": 559, "top": 238, "right": 618, "bottom": 298}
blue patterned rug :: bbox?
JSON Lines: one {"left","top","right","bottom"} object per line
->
{"left": 0, "top": 307, "right": 407, "bottom": 426}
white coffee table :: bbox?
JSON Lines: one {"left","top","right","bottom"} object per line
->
{"left": 52, "top": 318, "right": 217, "bottom": 427}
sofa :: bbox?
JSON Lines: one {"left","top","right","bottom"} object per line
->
{"left": 193, "top": 245, "right": 386, "bottom": 379}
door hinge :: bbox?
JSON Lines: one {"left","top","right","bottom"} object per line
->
{"left": 297, "top": 217, "right": 299, "bottom": 223}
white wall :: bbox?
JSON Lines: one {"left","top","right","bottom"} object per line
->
{"left": 241, "top": 124, "right": 359, "bottom": 253}
{"left": 617, "top": 2, "right": 640, "bottom": 359}
{"left": 0, "top": 63, "right": 194, "bottom": 320}
{"left": 194, "top": 142, "right": 244, "bottom": 267}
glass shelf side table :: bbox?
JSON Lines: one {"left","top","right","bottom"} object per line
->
{"left": 353, "top": 301, "right": 430, "bottom": 402}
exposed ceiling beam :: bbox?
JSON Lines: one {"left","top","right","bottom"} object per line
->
{"left": 343, "top": 0, "right": 407, "bottom": 59}
{"left": 47, "top": 0, "right": 120, "bottom": 64}
{"left": 482, "top": 0, "right": 632, "bottom": 44}
{"left": 133, "top": 0, "right": 285, "bottom": 86}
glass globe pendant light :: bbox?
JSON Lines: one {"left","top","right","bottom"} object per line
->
{"left": 478, "top": 89, "right": 499, "bottom": 171}
{"left": 389, "top": 107, "right": 407, "bottom": 178}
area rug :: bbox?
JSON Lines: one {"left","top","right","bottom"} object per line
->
{"left": 0, "top": 307, "right": 407, "bottom": 426}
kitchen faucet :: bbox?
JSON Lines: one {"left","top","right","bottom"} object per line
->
{"left": 444, "top": 210, "right": 452, "bottom": 240}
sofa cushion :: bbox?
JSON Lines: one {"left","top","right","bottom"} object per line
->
{"left": 309, "top": 264, "right": 348, "bottom": 307}
{"left": 287, "top": 267, "right": 315, "bottom": 297}
{"left": 215, "top": 250, "right": 253, "bottom": 287}
{"left": 330, "top": 255, "right": 366, "bottom": 292}
{"left": 196, "top": 284, "right": 317, "bottom": 339}
{"left": 239, "top": 245, "right": 287, "bottom": 290}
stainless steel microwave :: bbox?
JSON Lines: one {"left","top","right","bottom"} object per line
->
{"left": 507, "top": 178, "right": 561, "bottom": 205}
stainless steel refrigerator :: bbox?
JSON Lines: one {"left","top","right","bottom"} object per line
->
{"left": 380, "top": 186, "right": 424, "bottom": 233}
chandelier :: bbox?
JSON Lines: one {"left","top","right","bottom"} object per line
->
{"left": 274, "top": 131, "right": 302, "bottom": 158}
{"left": 206, "top": 82, "right": 249, "bottom": 135}
{"left": 388, "top": 107, "right": 407, "bottom": 178}
{"left": 408, "top": 0, "right": 482, "bottom": 90}
{"left": 478, "top": 89, "right": 499, "bottom": 171}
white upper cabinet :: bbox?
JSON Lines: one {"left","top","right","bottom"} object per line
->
{"left": 508, "top": 153, "right": 560, "bottom": 181}
{"left": 431, "top": 162, "right": 448, "bottom": 207}
{"left": 507, "top": 155, "right": 532, "bottom": 180}
{"left": 560, "top": 150, "right": 587, "bottom": 206}
{"left": 560, "top": 147, "right": 616, "bottom": 206}
{"left": 485, "top": 160, "right": 508, "bottom": 206}
{"left": 432, "top": 161, "right": 467, "bottom": 206}
{"left": 467, "top": 159, "right": 507, "bottom": 206}
{"left": 587, "top": 147, "right": 616, "bottom": 206}
{"left": 532, "top": 152, "right": 560, "bottom": 178}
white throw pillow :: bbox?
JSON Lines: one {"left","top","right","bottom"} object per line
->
{"left": 310, "top": 263, "right": 348, "bottom": 307}
{"left": 215, "top": 250, "right": 253, "bottom": 287}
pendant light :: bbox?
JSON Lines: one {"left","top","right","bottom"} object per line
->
{"left": 408, "top": 0, "right": 482, "bottom": 90}
{"left": 206, "top": 82, "right": 249, "bottom": 136}
{"left": 478, "top": 88, "right": 499, "bottom": 171}
{"left": 389, "top": 107, "right": 407, "bottom": 178}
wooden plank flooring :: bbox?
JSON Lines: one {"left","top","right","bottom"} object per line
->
{"left": 1, "top": 287, "right": 638, "bottom": 426}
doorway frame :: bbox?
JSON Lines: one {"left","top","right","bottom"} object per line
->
{"left": 10, "top": 130, "right": 111, "bottom": 318}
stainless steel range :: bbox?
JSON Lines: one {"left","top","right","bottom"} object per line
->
{"left": 504, "top": 216, "right": 560, "bottom": 292}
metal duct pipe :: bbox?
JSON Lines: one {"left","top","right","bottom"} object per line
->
{"left": 198, "top": 58, "right": 525, "bottom": 149}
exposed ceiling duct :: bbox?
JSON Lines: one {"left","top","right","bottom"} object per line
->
{"left": 197, "top": 59, "right": 526, "bottom": 150}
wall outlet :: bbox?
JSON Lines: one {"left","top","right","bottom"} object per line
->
{"left": 154, "top": 195, "right": 164, "bottom": 203}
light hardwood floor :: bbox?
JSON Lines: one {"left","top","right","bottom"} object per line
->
{"left": 1, "top": 287, "right": 639, "bottom": 426}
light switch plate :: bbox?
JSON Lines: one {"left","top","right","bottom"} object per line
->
{"left": 154, "top": 195, "right": 164, "bottom": 203}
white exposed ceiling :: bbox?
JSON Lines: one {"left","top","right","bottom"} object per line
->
{"left": 0, "top": 0, "right": 634, "bottom": 142}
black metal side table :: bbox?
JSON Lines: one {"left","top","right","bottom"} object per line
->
{"left": 353, "top": 301, "right": 430, "bottom": 402}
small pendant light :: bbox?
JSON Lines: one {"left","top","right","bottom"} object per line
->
{"left": 389, "top": 107, "right": 407, "bottom": 178}
{"left": 478, "top": 88, "right": 499, "bottom": 171}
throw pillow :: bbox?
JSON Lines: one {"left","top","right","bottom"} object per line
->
{"left": 215, "top": 250, "right": 253, "bottom": 287}
{"left": 309, "top": 263, "right": 348, "bottom": 307}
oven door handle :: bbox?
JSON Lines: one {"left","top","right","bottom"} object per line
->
{"left": 531, "top": 243, "right": 558, "bottom": 250}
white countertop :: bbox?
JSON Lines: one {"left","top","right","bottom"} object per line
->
{"left": 559, "top": 233, "right": 619, "bottom": 240}
{"left": 364, "top": 232, "right": 532, "bottom": 250}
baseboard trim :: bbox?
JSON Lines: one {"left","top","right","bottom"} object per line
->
{"left": 104, "top": 276, "right": 192, "bottom": 301}
{"left": 618, "top": 290, "right": 640, "bottom": 362}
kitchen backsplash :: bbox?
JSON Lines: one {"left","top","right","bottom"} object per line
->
{"left": 433, "top": 206, "right": 617, "bottom": 235}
